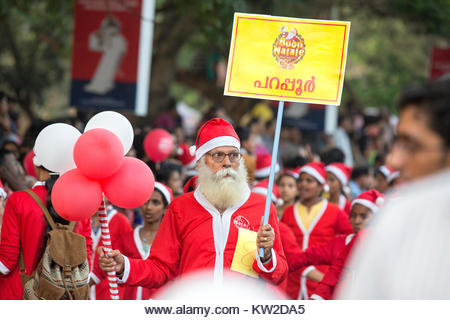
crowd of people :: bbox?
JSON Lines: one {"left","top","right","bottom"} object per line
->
{"left": 0, "top": 77, "right": 448, "bottom": 300}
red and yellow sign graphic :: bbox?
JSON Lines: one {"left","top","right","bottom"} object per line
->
{"left": 224, "top": 13, "right": 351, "bottom": 105}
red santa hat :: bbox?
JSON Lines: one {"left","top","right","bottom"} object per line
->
{"left": 251, "top": 179, "right": 283, "bottom": 206}
{"left": 0, "top": 178, "right": 6, "bottom": 199}
{"left": 300, "top": 162, "right": 327, "bottom": 184}
{"left": 326, "top": 163, "right": 352, "bottom": 186}
{"left": 177, "top": 142, "right": 196, "bottom": 169}
{"left": 351, "top": 189, "right": 385, "bottom": 213}
{"left": 255, "top": 154, "right": 280, "bottom": 179}
{"left": 154, "top": 181, "right": 173, "bottom": 205}
{"left": 283, "top": 166, "right": 302, "bottom": 179}
{"left": 190, "top": 118, "right": 240, "bottom": 162}
{"left": 378, "top": 165, "right": 400, "bottom": 183}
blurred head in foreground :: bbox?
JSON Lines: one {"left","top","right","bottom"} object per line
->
{"left": 388, "top": 79, "right": 450, "bottom": 181}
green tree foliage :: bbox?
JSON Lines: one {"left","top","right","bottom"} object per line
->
{"left": 0, "top": 0, "right": 448, "bottom": 119}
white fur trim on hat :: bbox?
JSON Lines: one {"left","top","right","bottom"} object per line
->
{"left": 189, "top": 145, "right": 196, "bottom": 156}
{"left": 0, "top": 188, "right": 6, "bottom": 199}
{"left": 326, "top": 165, "right": 348, "bottom": 186}
{"left": 300, "top": 166, "right": 325, "bottom": 184}
{"left": 32, "top": 155, "right": 42, "bottom": 167}
{"left": 254, "top": 163, "right": 280, "bottom": 179}
{"left": 351, "top": 198, "right": 379, "bottom": 213}
{"left": 379, "top": 166, "right": 391, "bottom": 178}
{"left": 387, "top": 171, "right": 400, "bottom": 183}
{"left": 252, "top": 187, "right": 279, "bottom": 204}
{"left": 195, "top": 136, "right": 240, "bottom": 161}
{"left": 154, "top": 182, "right": 171, "bottom": 205}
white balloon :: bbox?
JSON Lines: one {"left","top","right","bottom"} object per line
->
{"left": 34, "top": 123, "right": 81, "bottom": 173}
{"left": 84, "top": 111, "right": 134, "bottom": 155}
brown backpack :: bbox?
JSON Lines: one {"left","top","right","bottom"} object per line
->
{"left": 19, "top": 189, "right": 90, "bottom": 300}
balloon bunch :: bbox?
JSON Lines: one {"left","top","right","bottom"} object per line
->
{"left": 34, "top": 111, "right": 155, "bottom": 222}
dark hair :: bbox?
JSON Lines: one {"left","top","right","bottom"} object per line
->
{"left": 398, "top": 79, "right": 450, "bottom": 149}
{"left": 320, "top": 147, "right": 345, "bottom": 165}
{"left": 155, "top": 161, "right": 182, "bottom": 185}
{"left": 235, "top": 126, "right": 250, "bottom": 142}
{"left": 351, "top": 166, "right": 370, "bottom": 180}
{"left": 283, "top": 155, "right": 308, "bottom": 169}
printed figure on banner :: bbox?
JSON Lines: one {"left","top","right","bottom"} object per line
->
{"left": 85, "top": 15, "right": 127, "bottom": 95}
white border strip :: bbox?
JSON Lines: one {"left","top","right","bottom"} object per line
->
{"left": 326, "top": 165, "right": 348, "bottom": 186}
{"left": 195, "top": 136, "right": 240, "bottom": 161}
{"left": 352, "top": 198, "right": 379, "bottom": 213}
{"left": 135, "top": 0, "right": 155, "bottom": 116}
{"left": 300, "top": 166, "right": 325, "bottom": 184}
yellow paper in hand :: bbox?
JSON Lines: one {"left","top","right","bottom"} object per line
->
{"left": 230, "top": 228, "right": 259, "bottom": 278}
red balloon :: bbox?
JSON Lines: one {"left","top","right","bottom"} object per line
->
{"left": 143, "top": 129, "right": 174, "bottom": 162}
{"left": 51, "top": 169, "right": 103, "bottom": 221}
{"left": 102, "top": 157, "right": 155, "bottom": 209}
{"left": 74, "top": 128, "right": 124, "bottom": 179}
{"left": 23, "top": 150, "right": 36, "bottom": 177}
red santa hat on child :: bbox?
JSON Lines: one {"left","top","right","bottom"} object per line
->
{"left": 378, "top": 165, "right": 400, "bottom": 183}
{"left": 283, "top": 166, "right": 302, "bottom": 179}
{"left": 177, "top": 142, "right": 196, "bottom": 169}
{"left": 154, "top": 181, "right": 173, "bottom": 205}
{"left": 0, "top": 178, "right": 6, "bottom": 199}
{"left": 255, "top": 154, "right": 280, "bottom": 179}
{"left": 251, "top": 179, "right": 283, "bottom": 206}
{"left": 351, "top": 189, "right": 385, "bottom": 213}
{"left": 300, "top": 162, "right": 329, "bottom": 192}
{"left": 190, "top": 118, "right": 240, "bottom": 161}
{"left": 326, "top": 163, "right": 352, "bottom": 186}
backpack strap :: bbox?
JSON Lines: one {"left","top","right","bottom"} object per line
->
{"left": 24, "top": 189, "right": 75, "bottom": 231}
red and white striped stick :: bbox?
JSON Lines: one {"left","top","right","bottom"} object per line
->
{"left": 98, "top": 199, "right": 120, "bottom": 300}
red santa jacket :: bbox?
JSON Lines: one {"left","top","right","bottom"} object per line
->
{"left": 90, "top": 209, "right": 132, "bottom": 300}
{"left": 277, "top": 221, "right": 302, "bottom": 295}
{"left": 310, "top": 232, "right": 359, "bottom": 300}
{"left": 119, "top": 188, "right": 287, "bottom": 289}
{"left": 113, "top": 226, "right": 163, "bottom": 299}
{"left": 281, "top": 199, "right": 352, "bottom": 299}
{"left": 289, "top": 233, "right": 355, "bottom": 272}
{"left": 0, "top": 183, "right": 92, "bottom": 299}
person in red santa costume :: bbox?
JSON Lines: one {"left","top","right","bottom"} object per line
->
{"left": 0, "top": 155, "right": 92, "bottom": 299}
{"left": 92, "top": 182, "right": 173, "bottom": 299}
{"left": 98, "top": 118, "right": 287, "bottom": 290}
{"left": 309, "top": 189, "right": 385, "bottom": 300}
{"left": 281, "top": 161, "right": 352, "bottom": 299}
{"left": 325, "top": 163, "right": 353, "bottom": 216}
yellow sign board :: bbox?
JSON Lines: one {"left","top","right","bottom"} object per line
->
{"left": 224, "top": 13, "right": 351, "bottom": 105}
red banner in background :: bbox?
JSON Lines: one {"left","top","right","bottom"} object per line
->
{"left": 70, "top": 0, "right": 142, "bottom": 111}
{"left": 429, "top": 47, "right": 450, "bottom": 80}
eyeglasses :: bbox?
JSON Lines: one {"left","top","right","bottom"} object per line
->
{"left": 392, "top": 136, "right": 446, "bottom": 155}
{"left": 206, "top": 151, "right": 242, "bottom": 163}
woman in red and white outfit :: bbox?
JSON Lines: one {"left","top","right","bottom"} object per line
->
{"left": 91, "top": 182, "right": 173, "bottom": 299}
{"left": 325, "top": 163, "right": 352, "bottom": 216}
{"left": 0, "top": 161, "right": 92, "bottom": 299}
{"left": 281, "top": 162, "right": 352, "bottom": 300}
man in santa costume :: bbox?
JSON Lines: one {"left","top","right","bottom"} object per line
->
{"left": 0, "top": 155, "right": 92, "bottom": 299}
{"left": 99, "top": 118, "right": 287, "bottom": 290}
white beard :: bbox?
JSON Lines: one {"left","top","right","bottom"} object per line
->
{"left": 197, "top": 158, "right": 249, "bottom": 211}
